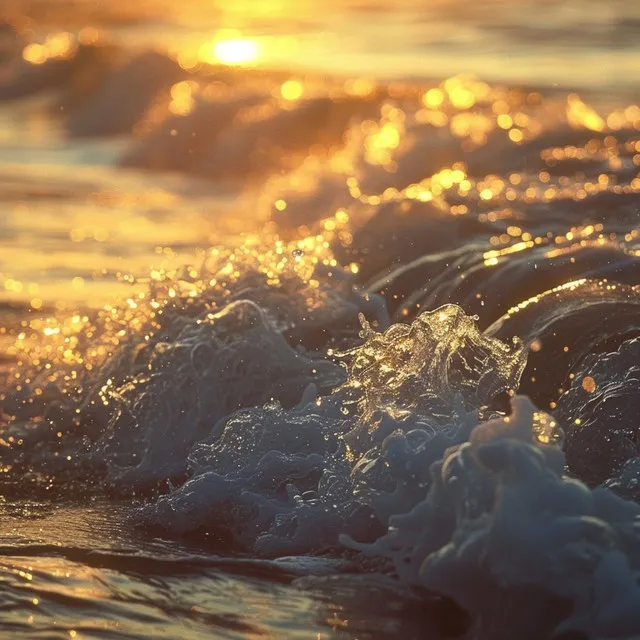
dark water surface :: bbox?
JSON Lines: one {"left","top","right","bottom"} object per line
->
{"left": 2, "top": 503, "right": 398, "bottom": 639}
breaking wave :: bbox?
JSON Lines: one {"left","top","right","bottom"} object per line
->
{"left": 1, "top": 30, "right": 640, "bottom": 639}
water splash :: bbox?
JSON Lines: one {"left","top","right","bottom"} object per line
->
{"left": 138, "top": 306, "right": 527, "bottom": 557}
{"left": 343, "top": 396, "right": 640, "bottom": 640}
{"left": 339, "top": 305, "right": 526, "bottom": 426}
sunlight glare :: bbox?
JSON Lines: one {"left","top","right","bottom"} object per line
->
{"left": 213, "top": 39, "right": 260, "bottom": 66}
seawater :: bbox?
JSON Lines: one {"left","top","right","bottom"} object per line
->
{"left": 1, "top": 1, "right": 640, "bottom": 638}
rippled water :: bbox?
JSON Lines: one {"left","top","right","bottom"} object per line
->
{"left": 1, "top": 1, "right": 640, "bottom": 639}
{"left": 2, "top": 503, "right": 404, "bottom": 639}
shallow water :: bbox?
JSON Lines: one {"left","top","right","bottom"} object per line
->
{"left": 1, "top": 503, "right": 396, "bottom": 639}
{"left": 1, "top": 1, "right": 640, "bottom": 639}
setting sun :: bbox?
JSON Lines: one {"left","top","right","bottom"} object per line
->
{"left": 213, "top": 38, "right": 260, "bottom": 65}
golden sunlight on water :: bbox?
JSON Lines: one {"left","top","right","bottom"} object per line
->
{"left": 7, "top": 0, "right": 640, "bottom": 84}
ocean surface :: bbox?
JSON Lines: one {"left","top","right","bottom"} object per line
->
{"left": 1, "top": 1, "right": 640, "bottom": 638}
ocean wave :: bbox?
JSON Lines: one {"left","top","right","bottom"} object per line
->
{"left": 1, "top": 32, "right": 640, "bottom": 638}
